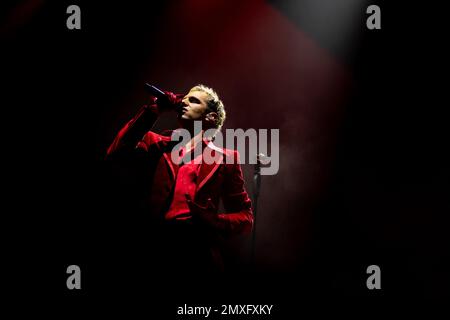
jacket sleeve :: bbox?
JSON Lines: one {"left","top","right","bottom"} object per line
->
{"left": 106, "top": 104, "right": 159, "bottom": 158}
{"left": 212, "top": 151, "right": 254, "bottom": 235}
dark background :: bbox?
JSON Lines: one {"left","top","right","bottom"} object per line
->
{"left": 2, "top": 0, "right": 449, "bottom": 315}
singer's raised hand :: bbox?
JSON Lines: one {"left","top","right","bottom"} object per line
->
{"left": 156, "top": 91, "right": 184, "bottom": 113}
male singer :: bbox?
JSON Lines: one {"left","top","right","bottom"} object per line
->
{"left": 106, "top": 84, "right": 253, "bottom": 273}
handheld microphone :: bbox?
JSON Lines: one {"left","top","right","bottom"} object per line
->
{"left": 145, "top": 83, "right": 166, "bottom": 100}
{"left": 145, "top": 83, "right": 182, "bottom": 111}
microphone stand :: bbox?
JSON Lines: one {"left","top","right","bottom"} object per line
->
{"left": 251, "top": 154, "right": 262, "bottom": 269}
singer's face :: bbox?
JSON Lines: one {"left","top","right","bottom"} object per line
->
{"left": 179, "top": 89, "right": 209, "bottom": 122}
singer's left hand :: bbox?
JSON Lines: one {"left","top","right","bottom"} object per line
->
{"left": 185, "top": 194, "right": 217, "bottom": 227}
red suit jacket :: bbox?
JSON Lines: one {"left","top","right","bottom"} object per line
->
{"left": 106, "top": 105, "right": 253, "bottom": 237}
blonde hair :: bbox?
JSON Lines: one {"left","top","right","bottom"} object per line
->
{"left": 190, "top": 84, "right": 226, "bottom": 131}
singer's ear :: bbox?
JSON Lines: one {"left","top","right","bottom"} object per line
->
{"left": 205, "top": 112, "right": 218, "bottom": 127}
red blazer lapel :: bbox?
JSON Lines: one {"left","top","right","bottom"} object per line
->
{"left": 196, "top": 142, "right": 224, "bottom": 193}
